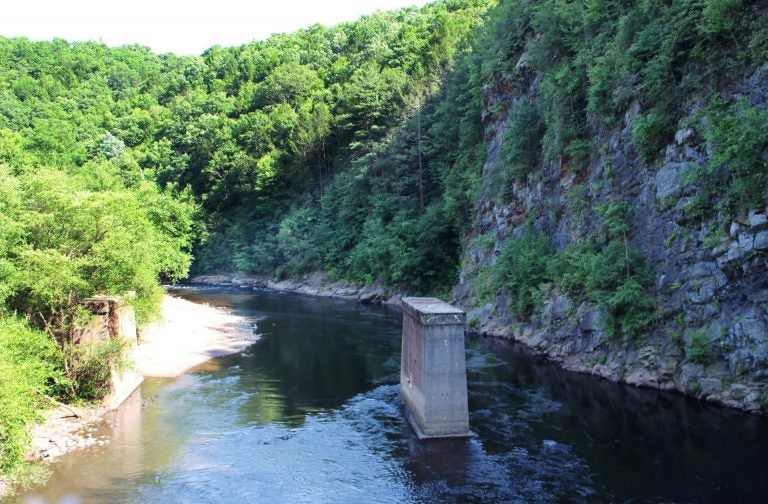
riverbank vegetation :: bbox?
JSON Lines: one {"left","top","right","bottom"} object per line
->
{"left": 0, "top": 160, "right": 196, "bottom": 475}
{"left": 0, "top": 317, "right": 62, "bottom": 475}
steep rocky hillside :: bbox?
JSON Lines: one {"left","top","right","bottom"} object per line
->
{"left": 456, "top": 11, "right": 768, "bottom": 413}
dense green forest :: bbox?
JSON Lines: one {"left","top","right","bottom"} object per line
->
{"left": 0, "top": 0, "right": 492, "bottom": 477}
{"left": 2, "top": 0, "right": 768, "bottom": 480}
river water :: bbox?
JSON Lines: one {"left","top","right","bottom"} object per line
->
{"left": 17, "top": 287, "right": 768, "bottom": 503}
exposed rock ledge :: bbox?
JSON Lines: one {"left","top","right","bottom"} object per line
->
{"left": 466, "top": 305, "right": 767, "bottom": 416}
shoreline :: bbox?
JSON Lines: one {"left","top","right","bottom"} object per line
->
{"left": 187, "top": 271, "right": 405, "bottom": 306}
{"left": 10, "top": 294, "right": 257, "bottom": 493}
{"left": 466, "top": 322, "right": 768, "bottom": 416}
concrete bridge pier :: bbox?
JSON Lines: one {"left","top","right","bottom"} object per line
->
{"left": 400, "top": 297, "right": 471, "bottom": 439}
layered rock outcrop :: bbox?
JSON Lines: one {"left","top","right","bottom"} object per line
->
{"left": 456, "top": 60, "right": 768, "bottom": 414}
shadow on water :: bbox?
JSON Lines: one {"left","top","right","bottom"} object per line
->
{"left": 17, "top": 287, "right": 768, "bottom": 503}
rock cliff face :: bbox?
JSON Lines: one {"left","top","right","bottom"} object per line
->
{"left": 455, "top": 57, "right": 768, "bottom": 414}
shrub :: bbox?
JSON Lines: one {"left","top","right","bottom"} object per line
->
{"left": 500, "top": 101, "right": 545, "bottom": 184}
{"left": 702, "top": 98, "right": 768, "bottom": 218}
{"left": 586, "top": 242, "right": 650, "bottom": 297}
{"left": 0, "top": 166, "right": 197, "bottom": 329}
{"left": 58, "top": 338, "right": 130, "bottom": 402}
{"left": 549, "top": 240, "right": 656, "bottom": 340}
{"left": 595, "top": 201, "right": 633, "bottom": 243}
{"left": 700, "top": 0, "right": 744, "bottom": 36}
{"left": 275, "top": 207, "right": 322, "bottom": 278}
{"left": 687, "top": 331, "right": 713, "bottom": 365}
{"left": 472, "top": 265, "right": 496, "bottom": 308}
{"left": 632, "top": 110, "right": 674, "bottom": 163}
{"left": 602, "top": 276, "right": 657, "bottom": 340}
{"left": 564, "top": 138, "right": 593, "bottom": 173}
{"left": 495, "top": 229, "right": 555, "bottom": 316}
{"left": 0, "top": 317, "right": 65, "bottom": 472}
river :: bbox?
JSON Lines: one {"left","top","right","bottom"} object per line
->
{"left": 16, "top": 287, "right": 768, "bottom": 503}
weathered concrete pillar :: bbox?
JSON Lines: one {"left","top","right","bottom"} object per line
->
{"left": 76, "top": 296, "right": 143, "bottom": 409}
{"left": 400, "top": 297, "right": 471, "bottom": 439}
{"left": 74, "top": 296, "right": 137, "bottom": 344}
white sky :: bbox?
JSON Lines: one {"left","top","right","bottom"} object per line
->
{"left": 0, "top": 0, "right": 433, "bottom": 56}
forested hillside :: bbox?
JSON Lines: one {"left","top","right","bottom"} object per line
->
{"left": 0, "top": 0, "right": 493, "bottom": 476}
{"left": 2, "top": 0, "right": 768, "bottom": 480}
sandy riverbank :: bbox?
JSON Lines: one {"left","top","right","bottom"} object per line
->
{"left": 23, "top": 294, "right": 257, "bottom": 467}
{"left": 133, "top": 295, "right": 257, "bottom": 377}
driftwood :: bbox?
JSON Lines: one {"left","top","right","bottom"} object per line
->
{"left": 39, "top": 393, "right": 83, "bottom": 419}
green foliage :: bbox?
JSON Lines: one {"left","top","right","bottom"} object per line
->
{"left": 564, "top": 138, "right": 593, "bottom": 173}
{"left": 601, "top": 275, "right": 657, "bottom": 340}
{"left": 340, "top": 200, "right": 460, "bottom": 293}
{"left": 548, "top": 242, "right": 599, "bottom": 299}
{"left": 687, "top": 331, "right": 713, "bottom": 365}
{"left": 274, "top": 207, "right": 322, "bottom": 278}
{"left": 595, "top": 201, "right": 633, "bottom": 243}
{"left": 632, "top": 110, "right": 674, "bottom": 163}
{"left": 682, "top": 196, "right": 709, "bottom": 222}
{"left": 14, "top": 0, "right": 760, "bottom": 305}
{"left": 347, "top": 218, "right": 406, "bottom": 285}
{"left": 61, "top": 338, "right": 130, "bottom": 401}
{"left": 0, "top": 0, "right": 495, "bottom": 292}
{"left": 472, "top": 265, "right": 496, "bottom": 308}
{"left": 566, "top": 184, "right": 590, "bottom": 217}
{"left": 577, "top": 204, "right": 656, "bottom": 339}
{"left": 583, "top": 242, "right": 655, "bottom": 337}
{"left": 0, "top": 153, "right": 191, "bottom": 476}
{"left": 163, "top": 0, "right": 496, "bottom": 293}
{"left": 511, "top": 0, "right": 766, "bottom": 167}
{"left": 686, "top": 98, "right": 768, "bottom": 219}
{"left": 250, "top": 9, "right": 494, "bottom": 294}
{"left": 548, "top": 240, "right": 656, "bottom": 340}
{"left": 702, "top": 223, "right": 726, "bottom": 249}
{"left": 1, "top": 4, "right": 765, "bottom": 474}
{"left": 480, "top": 214, "right": 656, "bottom": 336}
{"left": 0, "top": 165, "right": 197, "bottom": 328}
{"left": 0, "top": 317, "right": 65, "bottom": 472}
{"left": 500, "top": 100, "right": 544, "bottom": 184}
{"left": 700, "top": 0, "right": 744, "bottom": 36}
{"left": 495, "top": 229, "right": 555, "bottom": 316}
{"left": 0, "top": 314, "right": 127, "bottom": 476}
{"left": 471, "top": 233, "right": 495, "bottom": 254}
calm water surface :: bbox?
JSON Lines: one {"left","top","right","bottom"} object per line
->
{"left": 17, "top": 287, "right": 768, "bottom": 503}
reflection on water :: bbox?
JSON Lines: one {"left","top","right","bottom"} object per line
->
{"left": 17, "top": 287, "right": 768, "bottom": 503}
